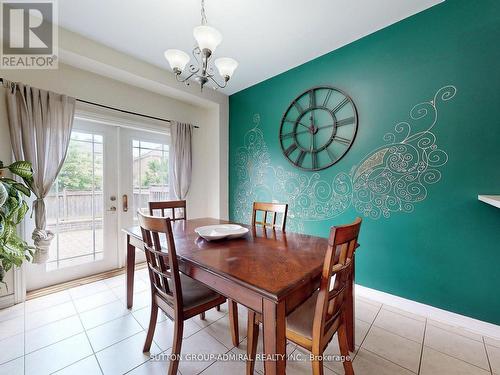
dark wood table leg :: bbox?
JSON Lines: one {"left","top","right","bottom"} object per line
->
{"left": 346, "top": 255, "right": 355, "bottom": 351}
{"left": 126, "top": 235, "right": 136, "bottom": 309}
{"left": 228, "top": 299, "right": 239, "bottom": 347}
{"left": 262, "top": 299, "right": 286, "bottom": 375}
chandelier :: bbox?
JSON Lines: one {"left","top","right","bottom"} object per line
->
{"left": 164, "top": 0, "right": 238, "bottom": 91}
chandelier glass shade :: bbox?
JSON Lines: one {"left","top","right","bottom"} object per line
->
{"left": 164, "top": 0, "right": 238, "bottom": 91}
{"left": 193, "top": 25, "right": 222, "bottom": 53}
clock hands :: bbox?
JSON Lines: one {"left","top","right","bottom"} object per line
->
{"left": 280, "top": 87, "right": 358, "bottom": 171}
{"left": 285, "top": 119, "right": 312, "bottom": 130}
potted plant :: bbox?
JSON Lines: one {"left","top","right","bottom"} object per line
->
{"left": 0, "top": 160, "right": 34, "bottom": 287}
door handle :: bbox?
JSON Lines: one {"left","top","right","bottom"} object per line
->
{"left": 122, "top": 194, "right": 128, "bottom": 212}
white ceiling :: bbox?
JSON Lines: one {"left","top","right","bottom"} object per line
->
{"left": 58, "top": 0, "right": 442, "bottom": 95}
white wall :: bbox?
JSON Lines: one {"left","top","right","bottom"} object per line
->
{"left": 0, "top": 28, "right": 229, "bottom": 299}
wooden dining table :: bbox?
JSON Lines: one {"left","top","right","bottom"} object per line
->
{"left": 123, "top": 217, "right": 356, "bottom": 375}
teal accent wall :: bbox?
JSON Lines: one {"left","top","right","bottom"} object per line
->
{"left": 228, "top": 0, "right": 500, "bottom": 324}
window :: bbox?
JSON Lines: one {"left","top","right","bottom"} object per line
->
{"left": 132, "top": 140, "right": 169, "bottom": 219}
{"left": 45, "top": 131, "right": 103, "bottom": 270}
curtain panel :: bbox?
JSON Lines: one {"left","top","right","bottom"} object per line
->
{"left": 5, "top": 81, "right": 76, "bottom": 263}
{"left": 169, "top": 121, "right": 193, "bottom": 200}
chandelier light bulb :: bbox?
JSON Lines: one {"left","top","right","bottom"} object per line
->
{"left": 164, "top": 49, "right": 190, "bottom": 73}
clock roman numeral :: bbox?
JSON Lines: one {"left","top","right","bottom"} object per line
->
{"left": 309, "top": 90, "right": 316, "bottom": 108}
{"left": 332, "top": 98, "right": 349, "bottom": 113}
{"left": 336, "top": 116, "right": 355, "bottom": 127}
{"left": 280, "top": 132, "right": 294, "bottom": 140}
{"left": 323, "top": 89, "right": 332, "bottom": 107}
{"left": 333, "top": 136, "right": 352, "bottom": 146}
{"left": 312, "top": 151, "right": 318, "bottom": 169}
{"left": 284, "top": 143, "right": 298, "bottom": 156}
{"left": 326, "top": 147, "right": 337, "bottom": 161}
{"left": 293, "top": 100, "right": 303, "bottom": 113}
{"left": 295, "top": 150, "right": 306, "bottom": 166}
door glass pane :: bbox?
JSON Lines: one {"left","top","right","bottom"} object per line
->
{"left": 45, "top": 131, "right": 104, "bottom": 270}
{"left": 132, "top": 140, "right": 169, "bottom": 220}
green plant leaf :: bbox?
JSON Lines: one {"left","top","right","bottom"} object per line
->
{"left": 5, "top": 194, "right": 22, "bottom": 220}
{"left": 13, "top": 183, "right": 31, "bottom": 197}
{"left": 2, "top": 223, "right": 14, "bottom": 244}
{"left": 0, "top": 183, "right": 7, "bottom": 207}
{"left": 0, "top": 178, "right": 17, "bottom": 185}
{"left": 13, "top": 201, "right": 29, "bottom": 225}
{"left": 0, "top": 160, "right": 34, "bottom": 287}
{"left": 8, "top": 161, "right": 33, "bottom": 179}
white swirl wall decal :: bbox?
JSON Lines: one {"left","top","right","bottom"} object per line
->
{"left": 233, "top": 85, "right": 456, "bottom": 230}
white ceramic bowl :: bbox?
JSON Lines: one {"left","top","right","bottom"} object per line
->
{"left": 194, "top": 224, "right": 249, "bottom": 241}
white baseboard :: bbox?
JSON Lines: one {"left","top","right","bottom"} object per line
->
{"left": 0, "top": 293, "right": 15, "bottom": 310}
{"left": 356, "top": 284, "right": 500, "bottom": 340}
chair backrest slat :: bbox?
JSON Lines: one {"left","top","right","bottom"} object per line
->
{"left": 251, "top": 202, "right": 288, "bottom": 231}
{"left": 138, "top": 211, "right": 183, "bottom": 313}
{"left": 149, "top": 200, "right": 187, "bottom": 221}
{"left": 312, "top": 217, "right": 362, "bottom": 342}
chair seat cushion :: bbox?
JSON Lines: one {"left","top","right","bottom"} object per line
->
{"left": 179, "top": 274, "right": 221, "bottom": 311}
{"left": 286, "top": 290, "right": 319, "bottom": 340}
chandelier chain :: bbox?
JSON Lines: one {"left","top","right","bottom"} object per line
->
{"left": 200, "top": 0, "right": 207, "bottom": 25}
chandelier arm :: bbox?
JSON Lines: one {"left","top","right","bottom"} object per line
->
{"left": 175, "top": 70, "right": 198, "bottom": 83}
{"left": 191, "top": 47, "right": 201, "bottom": 66}
{"left": 209, "top": 75, "right": 227, "bottom": 89}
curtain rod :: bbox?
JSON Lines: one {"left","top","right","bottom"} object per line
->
{"left": 0, "top": 78, "right": 199, "bottom": 129}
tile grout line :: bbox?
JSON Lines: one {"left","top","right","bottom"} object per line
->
{"left": 420, "top": 344, "right": 493, "bottom": 373}
{"left": 424, "top": 324, "right": 494, "bottom": 370}
{"left": 379, "top": 303, "right": 426, "bottom": 324}
{"left": 48, "top": 354, "right": 96, "bottom": 375}
{"left": 22, "top": 286, "right": 121, "bottom": 334}
{"left": 195, "top": 334, "right": 245, "bottom": 375}
{"left": 482, "top": 336, "right": 494, "bottom": 375}
{"left": 68, "top": 286, "right": 105, "bottom": 375}
{"left": 200, "top": 316, "right": 246, "bottom": 351}
{"left": 417, "top": 318, "right": 427, "bottom": 374}
{"left": 21, "top": 302, "right": 135, "bottom": 355}
{"left": 426, "top": 320, "right": 485, "bottom": 344}
{"left": 21, "top": 302, "right": 132, "bottom": 357}
{"left": 361, "top": 347, "right": 419, "bottom": 374}
{"left": 370, "top": 321, "right": 424, "bottom": 345}
{"left": 355, "top": 302, "right": 383, "bottom": 354}
{"left": 358, "top": 303, "right": 419, "bottom": 374}
{"left": 0, "top": 276, "right": 146, "bottom": 371}
{"left": 25, "top": 278, "right": 125, "bottom": 315}
{"left": 369, "top": 309, "right": 492, "bottom": 374}
{"left": 321, "top": 300, "right": 382, "bottom": 372}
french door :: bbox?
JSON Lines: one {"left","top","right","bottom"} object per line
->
{"left": 118, "top": 128, "right": 170, "bottom": 264}
{"left": 26, "top": 116, "right": 169, "bottom": 290}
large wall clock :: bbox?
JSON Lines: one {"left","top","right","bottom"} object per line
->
{"left": 279, "top": 86, "right": 358, "bottom": 171}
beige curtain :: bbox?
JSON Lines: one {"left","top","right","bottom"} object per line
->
{"left": 5, "top": 81, "right": 76, "bottom": 263}
{"left": 169, "top": 121, "right": 193, "bottom": 200}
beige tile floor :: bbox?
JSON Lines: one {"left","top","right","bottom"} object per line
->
{"left": 0, "top": 268, "right": 499, "bottom": 375}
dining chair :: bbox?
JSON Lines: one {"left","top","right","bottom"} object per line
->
{"left": 138, "top": 211, "right": 227, "bottom": 375}
{"left": 149, "top": 200, "right": 187, "bottom": 221}
{"left": 251, "top": 201, "right": 288, "bottom": 231}
{"left": 148, "top": 200, "right": 225, "bottom": 320}
{"left": 246, "top": 217, "right": 362, "bottom": 375}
